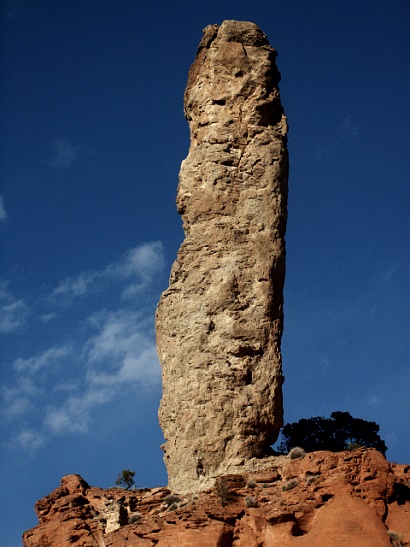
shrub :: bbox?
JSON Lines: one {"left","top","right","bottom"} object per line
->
{"left": 215, "top": 477, "right": 231, "bottom": 507}
{"left": 346, "top": 442, "right": 362, "bottom": 451}
{"left": 115, "top": 469, "right": 136, "bottom": 490}
{"left": 164, "top": 494, "right": 181, "bottom": 506}
{"left": 305, "top": 475, "right": 318, "bottom": 486}
{"left": 282, "top": 479, "right": 298, "bottom": 491}
{"left": 289, "top": 447, "right": 306, "bottom": 459}
{"left": 128, "top": 512, "right": 142, "bottom": 524}
{"left": 279, "top": 411, "right": 387, "bottom": 454}
{"left": 245, "top": 496, "right": 258, "bottom": 508}
{"left": 387, "top": 530, "right": 404, "bottom": 546}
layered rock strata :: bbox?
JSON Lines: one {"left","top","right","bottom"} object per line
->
{"left": 156, "top": 20, "right": 289, "bottom": 492}
{"left": 23, "top": 449, "right": 410, "bottom": 546}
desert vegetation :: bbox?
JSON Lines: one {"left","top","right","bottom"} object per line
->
{"left": 279, "top": 411, "right": 387, "bottom": 454}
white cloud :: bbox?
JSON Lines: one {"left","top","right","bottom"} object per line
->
{"left": 0, "top": 300, "right": 28, "bottom": 332}
{"left": 111, "top": 243, "right": 165, "bottom": 281}
{"left": 0, "top": 195, "right": 7, "bottom": 221}
{"left": 53, "top": 381, "right": 79, "bottom": 393}
{"left": 49, "top": 271, "right": 95, "bottom": 303}
{"left": 14, "top": 429, "right": 45, "bottom": 451}
{"left": 4, "top": 314, "right": 159, "bottom": 443}
{"left": 48, "top": 138, "right": 78, "bottom": 168}
{"left": 43, "top": 381, "right": 120, "bottom": 435}
{"left": 85, "top": 308, "right": 160, "bottom": 387}
{"left": 39, "top": 309, "right": 160, "bottom": 437}
{"left": 1, "top": 377, "right": 41, "bottom": 419}
{"left": 2, "top": 241, "right": 164, "bottom": 450}
{"left": 4, "top": 396, "right": 32, "bottom": 419}
{"left": 44, "top": 397, "right": 93, "bottom": 434}
{"left": 49, "top": 241, "right": 164, "bottom": 305}
{"left": 13, "top": 345, "right": 72, "bottom": 374}
{"left": 0, "top": 283, "right": 29, "bottom": 332}
{"left": 2, "top": 346, "right": 72, "bottom": 420}
{"left": 40, "top": 313, "right": 57, "bottom": 322}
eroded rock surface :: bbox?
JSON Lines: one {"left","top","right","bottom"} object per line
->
{"left": 156, "top": 20, "right": 289, "bottom": 493}
{"left": 23, "top": 449, "right": 410, "bottom": 546}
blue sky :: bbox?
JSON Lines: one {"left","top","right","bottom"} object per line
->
{"left": 1, "top": 1, "right": 409, "bottom": 544}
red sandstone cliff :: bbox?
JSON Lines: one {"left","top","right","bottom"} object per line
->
{"left": 23, "top": 448, "right": 410, "bottom": 546}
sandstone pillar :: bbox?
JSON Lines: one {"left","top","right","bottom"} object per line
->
{"left": 156, "top": 20, "right": 289, "bottom": 492}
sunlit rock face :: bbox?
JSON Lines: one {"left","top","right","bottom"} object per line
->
{"left": 156, "top": 20, "right": 289, "bottom": 493}
{"left": 22, "top": 451, "right": 410, "bottom": 546}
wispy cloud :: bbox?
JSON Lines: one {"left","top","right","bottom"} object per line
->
{"left": 340, "top": 115, "right": 359, "bottom": 138}
{"left": 44, "top": 393, "right": 99, "bottom": 435}
{"left": 40, "top": 313, "right": 56, "bottom": 322}
{"left": 49, "top": 241, "right": 164, "bottom": 305}
{"left": 380, "top": 258, "right": 403, "bottom": 283}
{"left": 48, "top": 138, "right": 79, "bottom": 168}
{"left": 2, "top": 346, "right": 72, "bottom": 421}
{"left": 42, "top": 309, "right": 160, "bottom": 436}
{"left": 13, "top": 346, "right": 72, "bottom": 374}
{"left": 1, "top": 241, "right": 164, "bottom": 451}
{"left": 317, "top": 356, "right": 331, "bottom": 370}
{"left": 85, "top": 309, "right": 160, "bottom": 387}
{"left": 0, "top": 282, "right": 29, "bottom": 332}
{"left": 0, "top": 195, "right": 7, "bottom": 221}
{"left": 317, "top": 115, "right": 359, "bottom": 159}
{"left": 14, "top": 429, "right": 45, "bottom": 451}
{"left": 3, "top": 311, "right": 160, "bottom": 446}
{"left": 2, "top": 377, "right": 42, "bottom": 419}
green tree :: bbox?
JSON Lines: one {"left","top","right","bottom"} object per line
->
{"left": 278, "top": 411, "right": 387, "bottom": 455}
{"left": 115, "top": 469, "right": 136, "bottom": 490}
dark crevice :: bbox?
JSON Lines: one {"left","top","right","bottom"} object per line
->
{"left": 243, "top": 369, "right": 253, "bottom": 385}
{"left": 218, "top": 529, "right": 234, "bottom": 547}
{"left": 387, "top": 482, "right": 410, "bottom": 505}
{"left": 235, "top": 509, "right": 246, "bottom": 521}
{"left": 321, "top": 493, "right": 334, "bottom": 503}
{"left": 290, "top": 522, "right": 304, "bottom": 537}
{"left": 205, "top": 512, "right": 241, "bottom": 526}
{"left": 220, "top": 158, "right": 235, "bottom": 166}
{"left": 229, "top": 346, "right": 263, "bottom": 358}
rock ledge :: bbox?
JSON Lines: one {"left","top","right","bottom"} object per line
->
{"left": 23, "top": 449, "right": 410, "bottom": 546}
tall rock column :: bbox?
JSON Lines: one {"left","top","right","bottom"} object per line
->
{"left": 156, "top": 20, "right": 289, "bottom": 493}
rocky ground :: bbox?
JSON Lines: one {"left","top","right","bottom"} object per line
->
{"left": 23, "top": 448, "right": 410, "bottom": 546}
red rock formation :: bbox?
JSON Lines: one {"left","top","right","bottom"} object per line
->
{"left": 23, "top": 449, "right": 410, "bottom": 546}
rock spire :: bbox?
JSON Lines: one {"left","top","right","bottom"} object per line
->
{"left": 156, "top": 20, "right": 289, "bottom": 493}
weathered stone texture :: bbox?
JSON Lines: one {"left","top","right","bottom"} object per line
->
{"left": 156, "top": 20, "right": 289, "bottom": 492}
{"left": 23, "top": 450, "right": 410, "bottom": 546}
